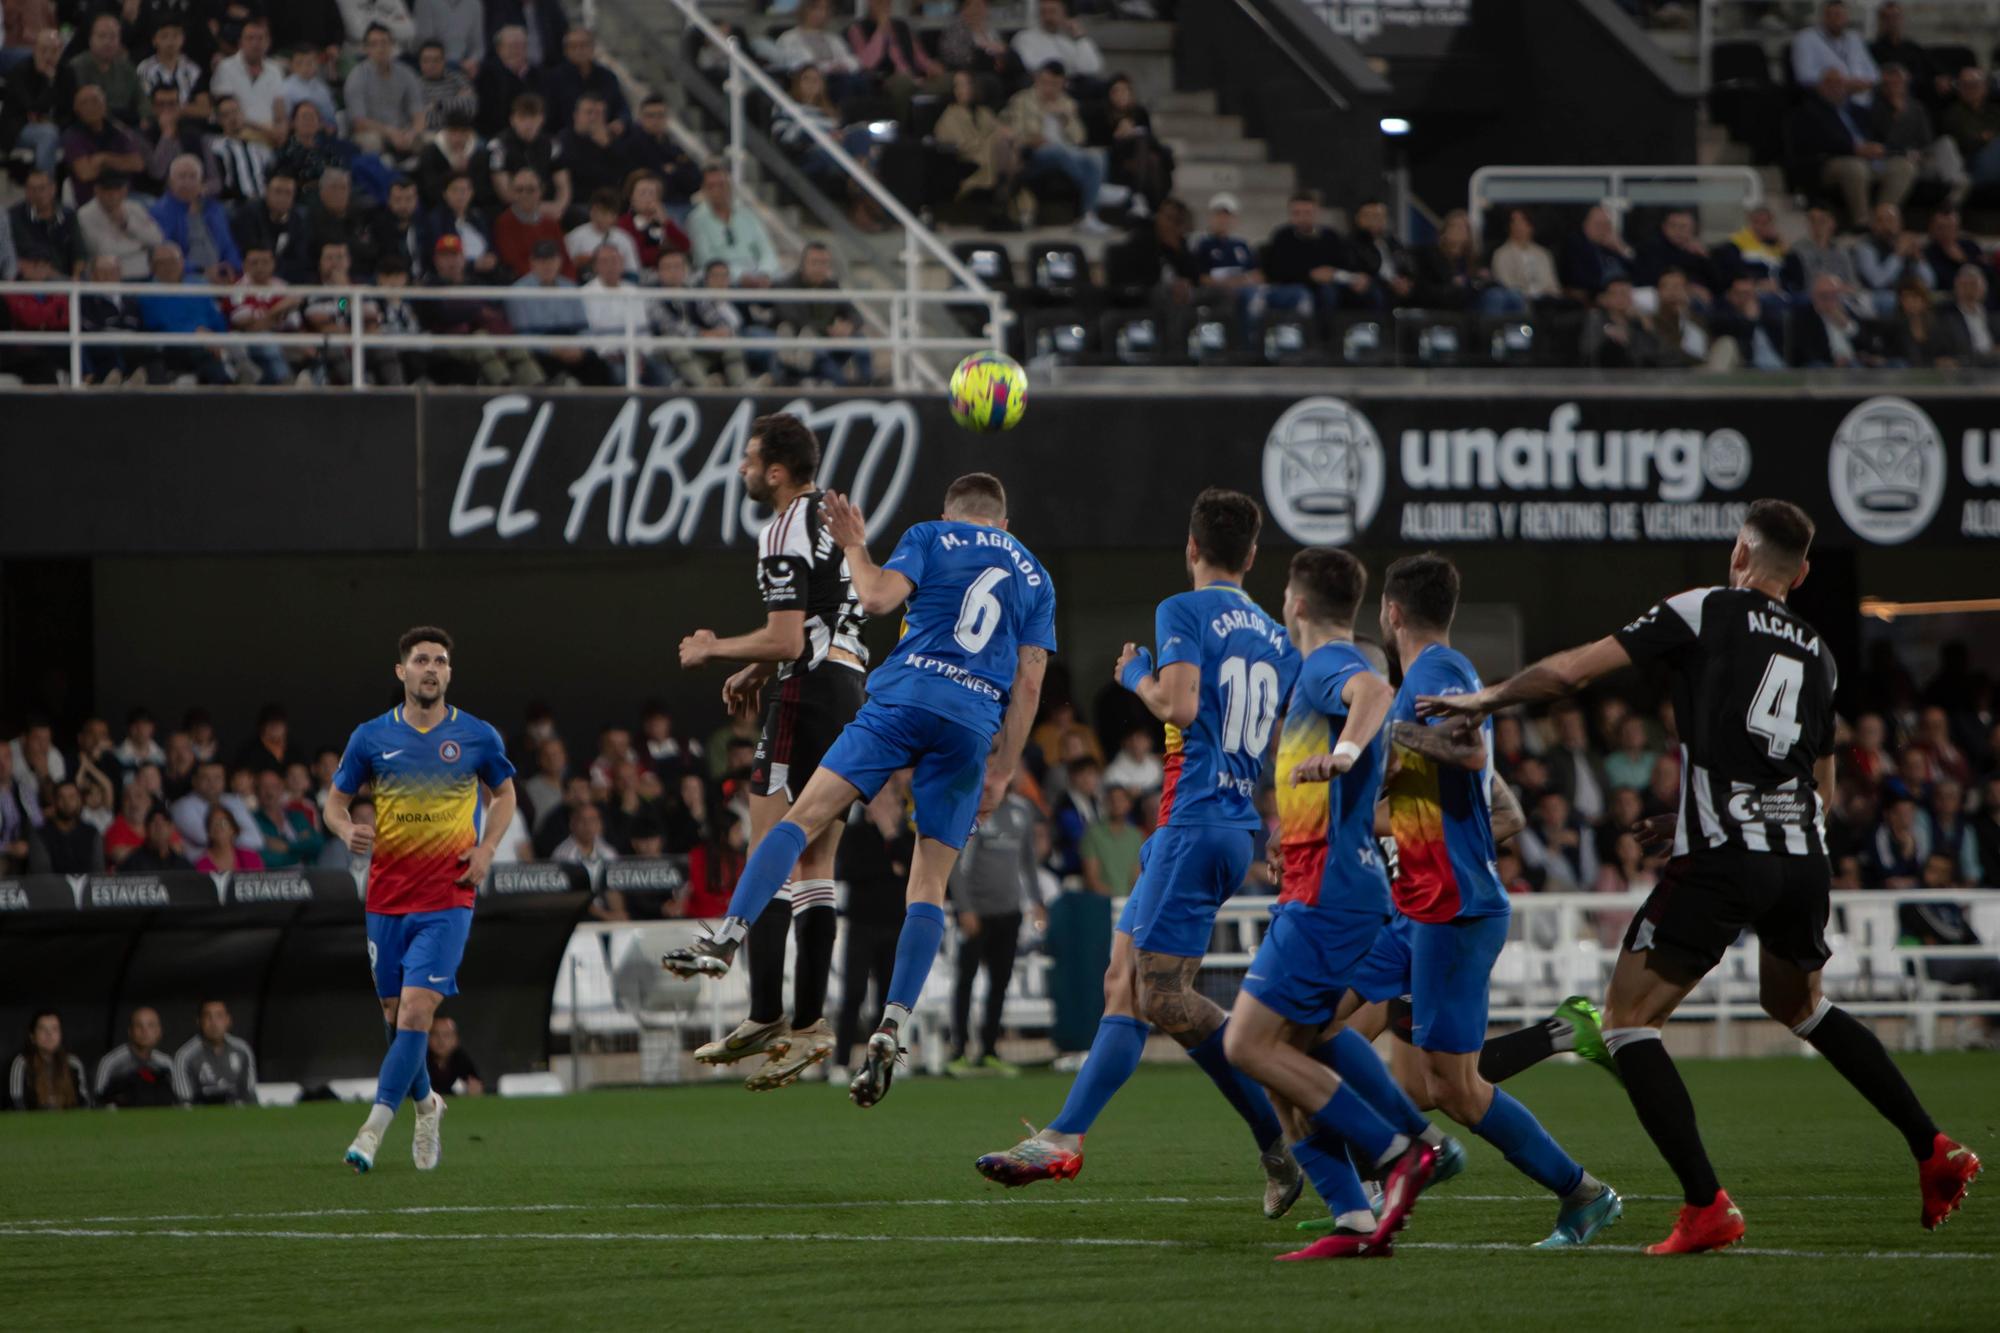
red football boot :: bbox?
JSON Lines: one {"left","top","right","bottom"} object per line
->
{"left": 1919, "top": 1133, "right": 1981, "bottom": 1231}
{"left": 974, "top": 1124, "right": 1083, "bottom": 1187}
{"left": 1645, "top": 1190, "right": 1746, "bottom": 1255}
{"left": 1367, "top": 1141, "right": 1438, "bottom": 1248}
{"left": 1277, "top": 1230, "right": 1390, "bottom": 1261}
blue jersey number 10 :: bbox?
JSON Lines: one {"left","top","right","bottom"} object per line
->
{"left": 1218, "top": 656, "right": 1279, "bottom": 755}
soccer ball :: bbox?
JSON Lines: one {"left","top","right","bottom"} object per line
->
{"left": 949, "top": 351, "right": 1028, "bottom": 432}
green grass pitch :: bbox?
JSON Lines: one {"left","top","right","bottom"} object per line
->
{"left": 4, "top": 1054, "right": 1995, "bottom": 1330}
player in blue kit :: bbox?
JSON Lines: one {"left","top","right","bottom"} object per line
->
{"left": 1331, "top": 553, "right": 1621, "bottom": 1249}
{"left": 976, "top": 490, "right": 1331, "bottom": 1218}
{"left": 663, "top": 473, "right": 1054, "bottom": 1110}
{"left": 1222, "top": 547, "right": 1448, "bottom": 1258}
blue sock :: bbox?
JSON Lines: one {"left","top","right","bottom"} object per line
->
{"left": 1473, "top": 1088, "right": 1585, "bottom": 1197}
{"left": 883, "top": 901, "right": 947, "bottom": 1012}
{"left": 1294, "top": 1130, "right": 1371, "bottom": 1218}
{"left": 1311, "top": 1082, "right": 1398, "bottom": 1164}
{"left": 374, "top": 1029, "right": 428, "bottom": 1111}
{"left": 725, "top": 819, "right": 809, "bottom": 923}
{"left": 1314, "top": 1028, "right": 1430, "bottom": 1138}
{"left": 1048, "top": 1015, "right": 1150, "bottom": 1135}
{"left": 1186, "top": 1021, "right": 1284, "bottom": 1152}
{"left": 386, "top": 1017, "right": 431, "bottom": 1102}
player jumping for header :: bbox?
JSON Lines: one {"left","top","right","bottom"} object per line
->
{"left": 664, "top": 473, "right": 1055, "bottom": 1109}
{"left": 325, "top": 627, "right": 518, "bottom": 1174}
{"left": 1418, "top": 499, "right": 1980, "bottom": 1253}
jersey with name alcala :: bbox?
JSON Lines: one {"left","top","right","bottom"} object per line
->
{"left": 1615, "top": 585, "right": 1836, "bottom": 857}
{"left": 1385, "top": 643, "right": 1506, "bottom": 923}
{"left": 1155, "top": 584, "right": 1298, "bottom": 831}
{"left": 870, "top": 520, "right": 1058, "bottom": 736}
{"left": 1274, "top": 639, "right": 1391, "bottom": 916}
{"left": 757, "top": 490, "right": 867, "bottom": 681}
{"left": 333, "top": 705, "right": 516, "bottom": 914}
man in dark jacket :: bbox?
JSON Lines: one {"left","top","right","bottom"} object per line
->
{"left": 28, "top": 782, "right": 104, "bottom": 875}
{"left": 1789, "top": 65, "right": 1914, "bottom": 225}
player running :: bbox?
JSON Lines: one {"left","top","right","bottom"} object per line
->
{"left": 678, "top": 414, "right": 866, "bottom": 1092}
{"left": 1331, "top": 553, "right": 1621, "bottom": 1251}
{"left": 975, "top": 490, "right": 1316, "bottom": 1218}
{"left": 1418, "top": 500, "right": 1981, "bottom": 1253}
{"left": 324, "top": 627, "right": 517, "bottom": 1174}
{"left": 1223, "top": 547, "right": 1447, "bottom": 1257}
{"left": 664, "top": 473, "right": 1054, "bottom": 1110}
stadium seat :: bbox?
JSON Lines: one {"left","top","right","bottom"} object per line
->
{"left": 1102, "top": 310, "right": 1167, "bottom": 365}
{"left": 1396, "top": 310, "right": 1473, "bottom": 367}
{"left": 1479, "top": 314, "right": 1540, "bottom": 366}
{"left": 1258, "top": 310, "right": 1321, "bottom": 366}
{"left": 1026, "top": 308, "right": 1095, "bottom": 363}
{"left": 1175, "top": 305, "right": 1239, "bottom": 365}
{"left": 1028, "top": 241, "right": 1094, "bottom": 308}
{"left": 1328, "top": 313, "right": 1389, "bottom": 366}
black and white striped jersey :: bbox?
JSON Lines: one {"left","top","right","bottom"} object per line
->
{"left": 1615, "top": 586, "right": 1837, "bottom": 858}
{"left": 757, "top": 491, "right": 867, "bottom": 680}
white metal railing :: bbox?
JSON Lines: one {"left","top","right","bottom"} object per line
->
{"left": 658, "top": 0, "right": 1008, "bottom": 390}
{"left": 0, "top": 279, "right": 1002, "bottom": 391}
{"left": 1468, "top": 164, "right": 1765, "bottom": 247}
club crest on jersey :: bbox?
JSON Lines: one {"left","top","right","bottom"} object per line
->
{"left": 438, "top": 739, "right": 462, "bottom": 763}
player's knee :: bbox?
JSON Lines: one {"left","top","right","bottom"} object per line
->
{"left": 1759, "top": 985, "right": 1817, "bottom": 1029}
{"left": 1221, "top": 1019, "right": 1258, "bottom": 1069}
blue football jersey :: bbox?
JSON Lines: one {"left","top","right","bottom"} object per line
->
{"left": 1274, "top": 640, "right": 1391, "bottom": 916}
{"left": 1154, "top": 583, "right": 1297, "bottom": 831}
{"left": 866, "top": 520, "right": 1058, "bottom": 735}
{"left": 1383, "top": 644, "right": 1507, "bottom": 923}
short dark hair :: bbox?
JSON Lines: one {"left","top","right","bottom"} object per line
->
{"left": 511, "top": 92, "right": 544, "bottom": 117}
{"left": 1288, "top": 188, "right": 1321, "bottom": 207}
{"left": 1188, "top": 487, "right": 1261, "bottom": 573}
{"left": 589, "top": 186, "right": 619, "bottom": 211}
{"left": 1288, "top": 547, "right": 1368, "bottom": 625}
{"left": 749, "top": 413, "right": 820, "bottom": 483}
{"left": 398, "top": 626, "right": 454, "bottom": 661}
{"left": 1382, "top": 552, "right": 1461, "bottom": 631}
{"left": 943, "top": 472, "right": 1008, "bottom": 520}
{"left": 419, "top": 39, "right": 444, "bottom": 55}
{"left": 1743, "top": 498, "right": 1815, "bottom": 564}
{"left": 365, "top": 21, "right": 393, "bottom": 40}
{"left": 641, "top": 94, "right": 667, "bottom": 110}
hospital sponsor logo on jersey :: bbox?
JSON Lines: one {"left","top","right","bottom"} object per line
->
{"left": 1828, "top": 396, "right": 1945, "bottom": 545}
{"left": 1263, "top": 396, "right": 1386, "bottom": 545}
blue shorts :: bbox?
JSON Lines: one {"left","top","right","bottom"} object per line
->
{"left": 1242, "top": 904, "right": 1390, "bottom": 1028}
{"left": 366, "top": 908, "right": 474, "bottom": 999}
{"left": 1348, "top": 912, "right": 1509, "bottom": 1054}
{"left": 819, "top": 698, "right": 990, "bottom": 850}
{"left": 1116, "top": 823, "right": 1255, "bottom": 958}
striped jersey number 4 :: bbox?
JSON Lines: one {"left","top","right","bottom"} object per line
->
{"left": 1218, "top": 656, "right": 1280, "bottom": 755}
{"left": 953, "top": 567, "right": 1009, "bottom": 653}
{"left": 1747, "top": 654, "right": 1805, "bottom": 759}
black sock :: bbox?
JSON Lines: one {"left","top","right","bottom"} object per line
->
{"left": 1613, "top": 1037, "right": 1721, "bottom": 1207}
{"left": 1478, "top": 1020, "right": 1558, "bottom": 1084}
{"left": 790, "top": 904, "right": 838, "bottom": 1028}
{"left": 1804, "top": 1006, "right": 1940, "bottom": 1160}
{"left": 382, "top": 1019, "right": 396, "bottom": 1047}
{"left": 1345, "top": 1138, "right": 1382, "bottom": 1185}
{"left": 745, "top": 897, "right": 791, "bottom": 1025}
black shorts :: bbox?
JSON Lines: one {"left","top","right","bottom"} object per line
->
{"left": 750, "top": 665, "right": 866, "bottom": 801}
{"left": 1622, "top": 848, "right": 1832, "bottom": 979}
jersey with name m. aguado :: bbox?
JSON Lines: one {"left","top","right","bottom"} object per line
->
{"left": 1615, "top": 585, "right": 1837, "bottom": 857}
{"left": 1154, "top": 584, "right": 1298, "bottom": 830}
{"left": 332, "top": 705, "right": 517, "bottom": 914}
{"left": 1385, "top": 643, "right": 1507, "bottom": 923}
{"left": 1275, "top": 639, "right": 1391, "bottom": 916}
{"left": 869, "top": 520, "right": 1058, "bottom": 736}
{"left": 757, "top": 490, "right": 868, "bottom": 681}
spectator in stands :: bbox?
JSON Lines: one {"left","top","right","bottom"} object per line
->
{"left": 1869, "top": 2, "right": 1943, "bottom": 106}
{"left": 589, "top": 727, "right": 637, "bottom": 792}
{"left": 1870, "top": 63, "right": 1964, "bottom": 207}
{"left": 79, "top": 171, "right": 164, "bottom": 281}
{"left": 1907, "top": 851, "right": 2000, "bottom": 1043}
{"left": 172, "top": 999, "right": 257, "bottom": 1105}
{"left": 74, "top": 251, "right": 140, "bottom": 382}
{"left": 338, "top": 0, "right": 417, "bottom": 50}
{"left": 1853, "top": 201, "right": 1933, "bottom": 317}
{"left": 151, "top": 153, "right": 241, "bottom": 284}
{"left": 1517, "top": 788, "right": 1598, "bottom": 892}
{"left": 112, "top": 708, "right": 165, "bottom": 779}
{"left": 1090, "top": 74, "right": 1172, "bottom": 216}
{"left": 544, "top": 27, "right": 627, "bottom": 134}
{"left": 1489, "top": 208, "right": 1559, "bottom": 305}
{"left": 489, "top": 94, "right": 569, "bottom": 221}
{"left": 206, "top": 96, "right": 271, "bottom": 205}
{"left": 1410, "top": 207, "right": 1520, "bottom": 315}
{"left": 140, "top": 82, "right": 211, "bottom": 198}
{"left": 1922, "top": 206, "right": 1985, "bottom": 293}
{"left": 279, "top": 46, "right": 340, "bottom": 129}
{"left": 1344, "top": 198, "right": 1413, "bottom": 307}
{"left": 426, "top": 1015, "right": 484, "bottom": 1095}
{"left": 1015, "top": 1, "right": 1105, "bottom": 97}
{"left": 617, "top": 172, "right": 689, "bottom": 269}
{"left": 559, "top": 802, "right": 623, "bottom": 918}
{"left": 1582, "top": 278, "right": 1656, "bottom": 369}
{"left": 1867, "top": 785, "right": 1929, "bottom": 886}
{"left": 1650, "top": 267, "right": 1711, "bottom": 368}
{"left": 1916, "top": 706, "right": 1976, "bottom": 786}
{"left": 775, "top": 239, "right": 870, "bottom": 386}
{"left": 509, "top": 237, "right": 599, "bottom": 382}
{"left": 307, "top": 163, "right": 380, "bottom": 265}
{"left": 105, "top": 778, "right": 156, "bottom": 866}
{"left": 197, "top": 805, "right": 263, "bottom": 872}
{"left": 9, "top": 171, "right": 73, "bottom": 276}
{"left": 252, "top": 769, "right": 322, "bottom": 866}
{"left": 687, "top": 164, "right": 779, "bottom": 285}
{"left": 1931, "top": 778, "right": 1981, "bottom": 883}
{"left": 1050, "top": 755, "right": 1100, "bottom": 876}
{"left": 621, "top": 96, "right": 701, "bottom": 217}
{"left": 0, "top": 744, "right": 29, "bottom": 873}
{"left": 1559, "top": 203, "right": 1635, "bottom": 299}
{"left": 560, "top": 92, "right": 628, "bottom": 216}
{"left": 172, "top": 759, "right": 238, "bottom": 854}
{"left": 1080, "top": 783, "right": 1141, "bottom": 895}
{"left": 581, "top": 242, "right": 666, "bottom": 385}
{"left": 416, "top": 38, "right": 478, "bottom": 132}
{"left": 417, "top": 112, "right": 487, "bottom": 209}
{"left": 136, "top": 18, "right": 202, "bottom": 106}
{"left": 834, "top": 778, "right": 913, "bottom": 1069}
{"left": 273, "top": 101, "right": 346, "bottom": 191}
{"left": 415, "top": 0, "right": 484, "bottom": 75}
{"left": 1634, "top": 209, "right": 1719, "bottom": 305}
{"left": 1107, "top": 190, "right": 1198, "bottom": 306}
{"left": 1886, "top": 276, "right": 1956, "bottom": 368}
{"left": 474, "top": 24, "right": 538, "bottom": 137}
{"left": 1974, "top": 773, "right": 2000, "bottom": 888}
{"left": 0, "top": 246, "right": 64, "bottom": 383}
{"left": 1793, "top": 271, "right": 1888, "bottom": 367}
{"left": 345, "top": 23, "right": 425, "bottom": 161}
{"left": 651, "top": 249, "right": 747, "bottom": 387}
{"left": 1006, "top": 62, "right": 1108, "bottom": 233}
{"left": 1792, "top": 1, "right": 1877, "bottom": 101}
{"left": 430, "top": 170, "right": 501, "bottom": 277}
{"left": 1793, "top": 65, "right": 1914, "bottom": 226}
{"left": 209, "top": 17, "right": 286, "bottom": 147}
{"left": 2, "top": 27, "right": 62, "bottom": 177}
{"left": 486, "top": 0, "right": 564, "bottom": 71}
{"left": 1713, "top": 204, "right": 1787, "bottom": 292}
{"left": 775, "top": 66, "right": 888, "bottom": 234}
{"left": 1103, "top": 727, "right": 1162, "bottom": 794}
{"left": 233, "top": 173, "right": 312, "bottom": 284}
{"left": 10, "top": 1010, "right": 90, "bottom": 1111}
{"left": 1937, "top": 261, "right": 2000, "bottom": 367}
{"left": 96, "top": 1005, "right": 181, "bottom": 1107}
{"left": 27, "top": 780, "right": 103, "bottom": 873}
{"left": 775, "top": 0, "right": 868, "bottom": 109}
{"left": 847, "top": 0, "right": 948, "bottom": 122}
{"left": 1782, "top": 204, "right": 1861, "bottom": 298}
{"left": 69, "top": 11, "right": 144, "bottom": 123}
{"left": 936, "top": 68, "right": 1021, "bottom": 228}
{"left": 520, "top": 734, "right": 567, "bottom": 828}
{"left": 494, "top": 166, "right": 568, "bottom": 276}
{"left": 1941, "top": 67, "right": 2000, "bottom": 190}
{"left": 63, "top": 84, "right": 148, "bottom": 211}
{"left": 370, "top": 176, "right": 428, "bottom": 280}
{"left": 430, "top": 233, "right": 547, "bottom": 383}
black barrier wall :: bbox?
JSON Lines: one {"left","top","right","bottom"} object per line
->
{"left": 0, "top": 865, "right": 592, "bottom": 1088}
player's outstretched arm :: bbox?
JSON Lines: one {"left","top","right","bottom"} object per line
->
{"left": 981, "top": 645, "right": 1049, "bottom": 818}
{"left": 1416, "top": 634, "right": 1633, "bottom": 722}
{"left": 823, "top": 490, "right": 913, "bottom": 616}
{"left": 1388, "top": 716, "right": 1488, "bottom": 771}
{"left": 680, "top": 611, "right": 806, "bottom": 670}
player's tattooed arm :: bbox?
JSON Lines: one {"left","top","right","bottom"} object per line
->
{"left": 1388, "top": 718, "right": 1487, "bottom": 771}
{"left": 981, "top": 645, "right": 1049, "bottom": 819}
{"left": 823, "top": 490, "right": 913, "bottom": 615}
{"left": 1489, "top": 776, "right": 1525, "bottom": 845}
{"left": 1416, "top": 635, "right": 1632, "bottom": 722}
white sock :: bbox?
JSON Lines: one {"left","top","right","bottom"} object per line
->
{"left": 1564, "top": 1170, "right": 1605, "bottom": 1207}
{"left": 882, "top": 1003, "right": 911, "bottom": 1031}
{"left": 1373, "top": 1132, "right": 1412, "bottom": 1170}
{"left": 361, "top": 1103, "right": 394, "bottom": 1136}
{"left": 1335, "top": 1208, "right": 1376, "bottom": 1233}
{"left": 714, "top": 916, "right": 749, "bottom": 947}
{"left": 1419, "top": 1124, "right": 1446, "bottom": 1148}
